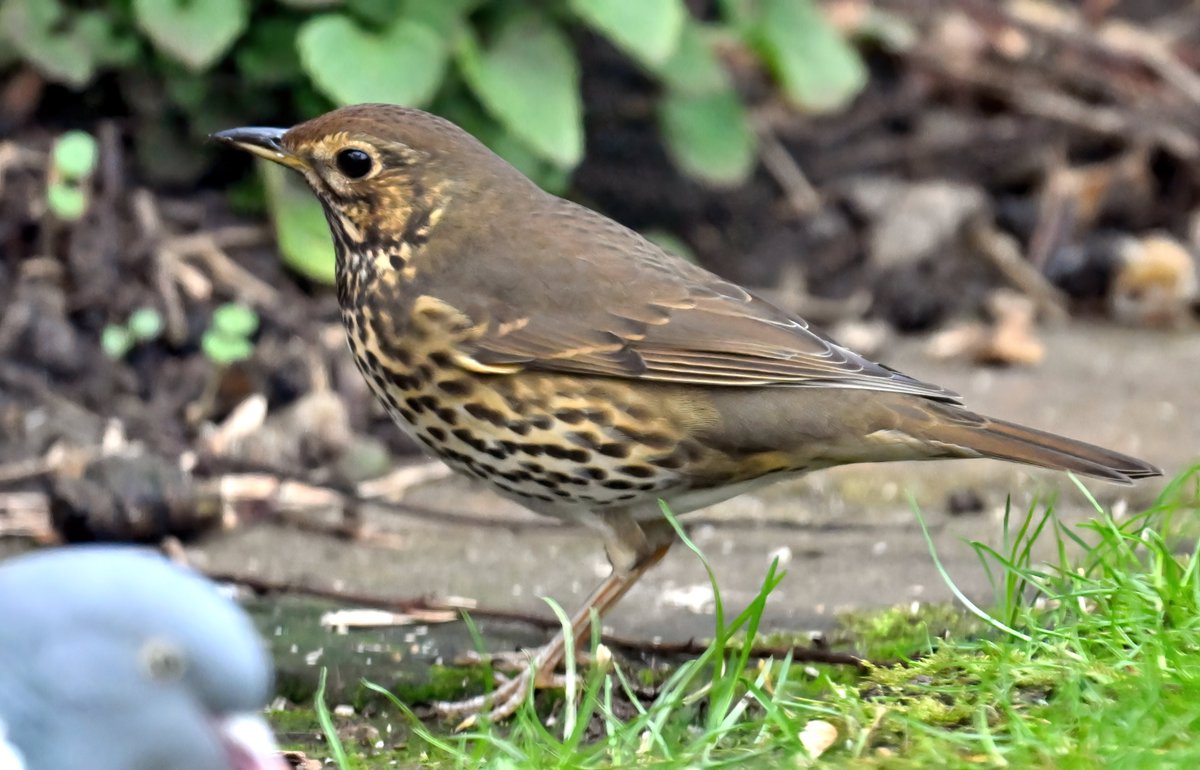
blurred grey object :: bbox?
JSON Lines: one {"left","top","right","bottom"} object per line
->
{"left": 0, "top": 546, "right": 285, "bottom": 770}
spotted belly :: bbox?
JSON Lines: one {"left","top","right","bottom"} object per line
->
{"left": 350, "top": 345, "right": 702, "bottom": 513}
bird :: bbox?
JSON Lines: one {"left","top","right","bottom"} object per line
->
{"left": 0, "top": 546, "right": 286, "bottom": 770}
{"left": 213, "top": 104, "right": 1160, "bottom": 720}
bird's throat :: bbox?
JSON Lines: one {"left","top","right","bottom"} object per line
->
{"left": 328, "top": 192, "right": 448, "bottom": 310}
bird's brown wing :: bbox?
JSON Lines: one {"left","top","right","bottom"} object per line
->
{"left": 450, "top": 199, "right": 961, "bottom": 404}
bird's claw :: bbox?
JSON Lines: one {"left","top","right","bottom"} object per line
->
{"left": 450, "top": 649, "right": 530, "bottom": 673}
{"left": 432, "top": 664, "right": 567, "bottom": 727}
{"left": 433, "top": 669, "right": 530, "bottom": 728}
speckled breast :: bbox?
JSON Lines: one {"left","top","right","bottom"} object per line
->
{"left": 341, "top": 298, "right": 704, "bottom": 515}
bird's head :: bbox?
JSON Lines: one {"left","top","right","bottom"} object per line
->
{"left": 213, "top": 104, "right": 535, "bottom": 287}
{"left": 0, "top": 547, "right": 285, "bottom": 770}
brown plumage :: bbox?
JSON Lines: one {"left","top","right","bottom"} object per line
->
{"left": 214, "top": 104, "right": 1159, "bottom": 720}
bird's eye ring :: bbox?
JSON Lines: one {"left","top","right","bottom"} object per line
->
{"left": 335, "top": 148, "right": 374, "bottom": 179}
{"left": 140, "top": 638, "right": 187, "bottom": 683}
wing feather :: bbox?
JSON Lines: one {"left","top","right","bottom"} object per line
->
{"left": 439, "top": 196, "right": 961, "bottom": 404}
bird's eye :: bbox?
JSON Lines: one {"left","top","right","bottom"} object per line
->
{"left": 335, "top": 148, "right": 373, "bottom": 179}
{"left": 140, "top": 638, "right": 188, "bottom": 683}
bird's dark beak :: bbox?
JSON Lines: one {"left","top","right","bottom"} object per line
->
{"left": 210, "top": 127, "right": 308, "bottom": 172}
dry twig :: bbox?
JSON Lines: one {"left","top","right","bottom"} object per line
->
{"left": 754, "top": 116, "right": 822, "bottom": 216}
{"left": 967, "top": 218, "right": 1069, "bottom": 320}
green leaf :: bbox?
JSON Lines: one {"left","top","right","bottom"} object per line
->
{"left": 235, "top": 16, "right": 304, "bottom": 86}
{"left": 258, "top": 160, "right": 337, "bottom": 284}
{"left": 201, "top": 330, "right": 254, "bottom": 365}
{"left": 654, "top": 21, "right": 728, "bottom": 95}
{"left": 53, "top": 131, "right": 99, "bottom": 180}
{"left": 163, "top": 65, "right": 211, "bottom": 111}
{"left": 127, "top": 307, "right": 164, "bottom": 341}
{"left": 717, "top": 0, "right": 754, "bottom": 28}
{"left": 294, "top": 81, "right": 335, "bottom": 121}
{"left": 46, "top": 182, "right": 88, "bottom": 220}
{"left": 569, "top": 0, "right": 685, "bottom": 66}
{"left": 298, "top": 14, "right": 446, "bottom": 106}
{"left": 74, "top": 11, "right": 139, "bottom": 68}
{"left": 751, "top": 0, "right": 866, "bottom": 112}
{"left": 346, "top": 0, "right": 403, "bottom": 26}
{"left": 101, "top": 325, "right": 134, "bottom": 360}
{"left": 401, "top": 0, "right": 480, "bottom": 36}
{"left": 133, "top": 0, "right": 248, "bottom": 71}
{"left": 457, "top": 14, "right": 582, "bottom": 168}
{"left": 0, "top": 0, "right": 97, "bottom": 86}
{"left": 660, "top": 87, "right": 755, "bottom": 187}
{"left": 211, "top": 303, "right": 260, "bottom": 338}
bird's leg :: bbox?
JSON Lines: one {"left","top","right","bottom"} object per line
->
{"left": 433, "top": 514, "right": 675, "bottom": 724}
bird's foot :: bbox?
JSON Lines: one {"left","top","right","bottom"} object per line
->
{"left": 431, "top": 664, "right": 565, "bottom": 728}
{"left": 449, "top": 648, "right": 529, "bottom": 673}
{"left": 452, "top": 647, "right": 593, "bottom": 673}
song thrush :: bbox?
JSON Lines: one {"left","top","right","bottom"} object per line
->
{"left": 214, "top": 105, "right": 1159, "bottom": 720}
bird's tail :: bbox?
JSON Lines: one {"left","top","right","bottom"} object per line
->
{"left": 922, "top": 411, "right": 1161, "bottom": 485}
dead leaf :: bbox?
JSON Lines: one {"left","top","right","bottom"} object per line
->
{"left": 319, "top": 607, "right": 457, "bottom": 632}
{"left": 797, "top": 719, "right": 838, "bottom": 763}
{"left": 1111, "top": 233, "right": 1198, "bottom": 328}
{"left": 282, "top": 750, "right": 321, "bottom": 770}
{"left": 926, "top": 290, "right": 1044, "bottom": 366}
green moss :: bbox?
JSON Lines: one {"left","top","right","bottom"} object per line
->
{"left": 372, "top": 664, "right": 493, "bottom": 707}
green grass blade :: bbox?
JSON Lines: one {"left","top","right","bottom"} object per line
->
{"left": 315, "top": 668, "right": 355, "bottom": 770}
{"left": 910, "top": 494, "right": 1034, "bottom": 643}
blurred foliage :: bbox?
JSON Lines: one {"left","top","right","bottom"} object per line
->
{"left": 211, "top": 301, "right": 261, "bottom": 338}
{"left": 127, "top": 306, "right": 166, "bottom": 340}
{"left": 52, "top": 130, "right": 100, "bottom": 177}
{"left": 101, "top": 306, "right": 164, "bottom": 360}
{"left": 202, "top": 302, "right": 260, "bottom": 365}
{"left": 46, "top": 129, "right": 98, "bottom": 220}
{"left": 0, "top": 0, "right": 869, "bottom": 280}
